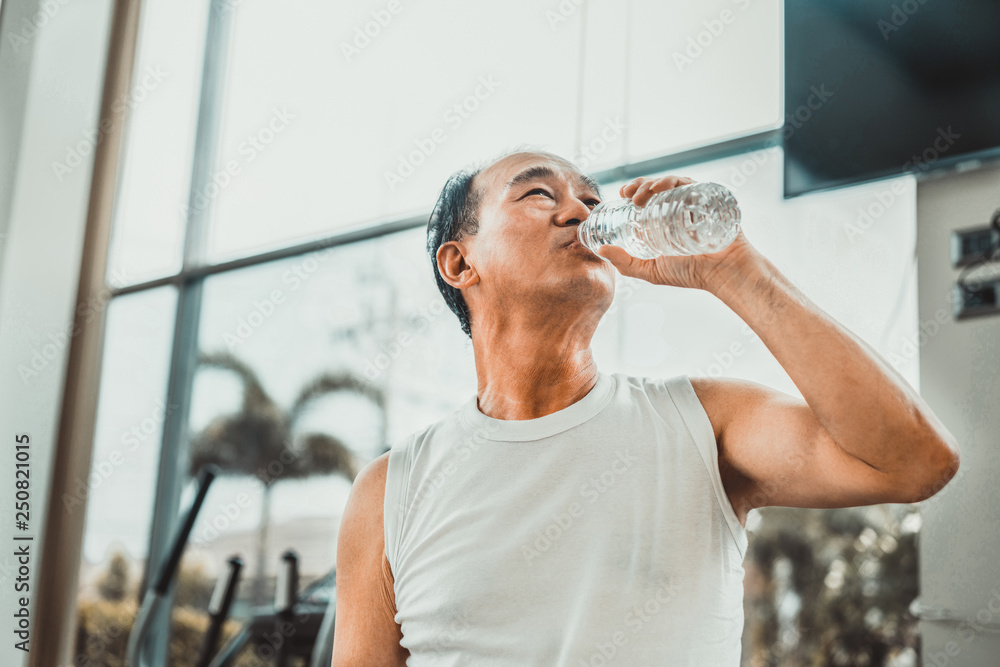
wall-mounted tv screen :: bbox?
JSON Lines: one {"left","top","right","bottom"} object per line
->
{"left": 783, "top": 0, "right": 1000, "bottom": 198}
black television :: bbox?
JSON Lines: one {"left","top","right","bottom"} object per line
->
{"left": 783, "top": 0, "right": 1000, "bottom": 198}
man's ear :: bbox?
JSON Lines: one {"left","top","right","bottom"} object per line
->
{"left": 436, "top": 241, "right": 479, "bottom": 290}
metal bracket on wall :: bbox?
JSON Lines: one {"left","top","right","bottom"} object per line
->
{"left": 952, "top": 209, "right": 1000, "bottom": 320}
{"left": 910, "top": 598, "right": 1000, "bottom": 633}
{"left": 953, "top": 279, "right": 1000, "bottom": 320}
{"left": 951, "top": 225, "right": 1000, "bottom": 268}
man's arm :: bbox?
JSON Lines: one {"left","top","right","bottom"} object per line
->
{"left": 692, "top": 245, "right": 960, "bottom": 519}
{"left": 689, "top": 375, "right": 956, "bottom": 527}
{"left": 332, "top": 452, "right": 410, "bottom": 666}
{"left": 599, "top": 176, "right": 960, "bottom": 519}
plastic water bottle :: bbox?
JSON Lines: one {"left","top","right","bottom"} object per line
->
{"left": 577, "top": 182, "right": 741, "bottom": 258}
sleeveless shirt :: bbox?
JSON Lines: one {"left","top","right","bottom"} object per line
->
{"left": 383, "top": 372, "right": 747, "bottom": 665}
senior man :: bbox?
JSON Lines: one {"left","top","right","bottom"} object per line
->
{"left": 332, "top": 150, "right": 959, "bottom": 666}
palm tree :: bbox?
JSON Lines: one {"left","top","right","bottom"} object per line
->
{"left": 187, "top": 350, "right": 387, "bottom": 604}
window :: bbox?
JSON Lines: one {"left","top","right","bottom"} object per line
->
{"left": 79, "top": 1, "right": 924, "bottom": 663}
{"left": 74, "top": 288, "right": 176, "bottom": 662}
{"left": 105, "top": 0, "right": 210, "bottom": 287}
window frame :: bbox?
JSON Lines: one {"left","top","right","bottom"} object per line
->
{"left": 104, "top": 1, "right": 783, "bottom": 659}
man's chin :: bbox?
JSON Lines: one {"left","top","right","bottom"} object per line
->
{"left": 559, "top": 270, "right": 615, "bottom": 305}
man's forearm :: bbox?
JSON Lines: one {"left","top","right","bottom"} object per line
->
{"left": 706, "top": 249, "right": 959, "bottom": 477}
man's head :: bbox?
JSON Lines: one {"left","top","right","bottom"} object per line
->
{"left": 427, "top": 150, "right": 615, "bottom": 340}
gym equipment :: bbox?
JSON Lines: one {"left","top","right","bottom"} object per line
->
{"left": 196, "top": 555, "right": 243, "bottom": 667}
{"left": 206, "top": 560, "right": 333, "bottom": 666}
{"left": 308, "top": 572, "right": 337, "bottom": 667}
{"left": 274, "top": 550, "right": 299, "bottom": 667}
{"left": 126, "top": 465, "right": 218, "bottom": 667}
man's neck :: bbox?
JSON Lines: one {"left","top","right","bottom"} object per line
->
{"left": 470, "top": 317, "right": 600, "bottom": 421}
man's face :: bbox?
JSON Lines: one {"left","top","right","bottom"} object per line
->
{"left": 456, "top": 152, "right": 616, "bottom": 328}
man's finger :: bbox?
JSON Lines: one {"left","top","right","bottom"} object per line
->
{"left": 620, "top": 178, "right": 646, "bottom": 199}
{"left": 596, "top": 244, "right": 640, "bottom": 277}
{"left": 632, "top": 180, "right": 658, "bottom": 207}
{"left": 650, "top": 176, "right": 694, "bottom": 192}
{"left": 624, "top": 175, "right": 696, "bottom": 204}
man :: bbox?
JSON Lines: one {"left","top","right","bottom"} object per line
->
{"left": 332, "top": 150, "right": 960, "bottom": 665}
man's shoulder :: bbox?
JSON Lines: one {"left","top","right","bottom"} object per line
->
{"left": 349, "top": 451, "right": 391, "bottom": 522}
{"left": 357, "top": 409, "right": 465, "bottom": 496}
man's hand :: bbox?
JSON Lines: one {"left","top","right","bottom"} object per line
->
{"left": 595, "top": 175, "right": 759, "bottom": 293}
{"left": 601, "top": 178, "right": 959, "bottom": 513}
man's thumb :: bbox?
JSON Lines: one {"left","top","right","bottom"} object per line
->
{"left": 596, "top": 245, "right": 630, "bottom": 269}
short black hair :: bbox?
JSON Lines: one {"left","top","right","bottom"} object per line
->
{"left": 426, "top": 165, "right": 485, "bottom": 339}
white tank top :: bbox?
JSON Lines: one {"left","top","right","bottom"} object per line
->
{"left": 384, "top": 372, "right": 747, "bottom": 666}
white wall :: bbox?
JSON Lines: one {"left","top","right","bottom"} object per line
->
{"left": 915, "top": 163, "right": 1000, "bottom": 666}
{"left": 0, "top": 0, "right": 38, "bottom": 278}
{"left": 0, "top": 0, "right": 114, "bottom": 664}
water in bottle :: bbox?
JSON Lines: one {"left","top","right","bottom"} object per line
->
{"left": 577, "top": 181, "right": 741, "bottom": 259}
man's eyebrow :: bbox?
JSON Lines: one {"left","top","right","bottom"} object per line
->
{"left": 505, "top": 165, "right": 558, "bottom": 193}
{"left": 579, "top": 174, "right": 601, "bottom": 197}
{"left": 505, "top": 165, "right": 602, "bottom": 197}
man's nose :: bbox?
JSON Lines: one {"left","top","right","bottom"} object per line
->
{"left": 555, "top": 198, "right": 592, "bottom": 227}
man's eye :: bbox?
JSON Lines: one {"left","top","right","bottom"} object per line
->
{"left": 586, "top": 199, "right": 600, "bottom": 208}
{"left": 526, "top": 188, "right": 551, "bottom": 198}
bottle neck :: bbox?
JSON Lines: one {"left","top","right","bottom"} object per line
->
{"left": 578, "top": 199, "right": 639, "bottom": 253}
